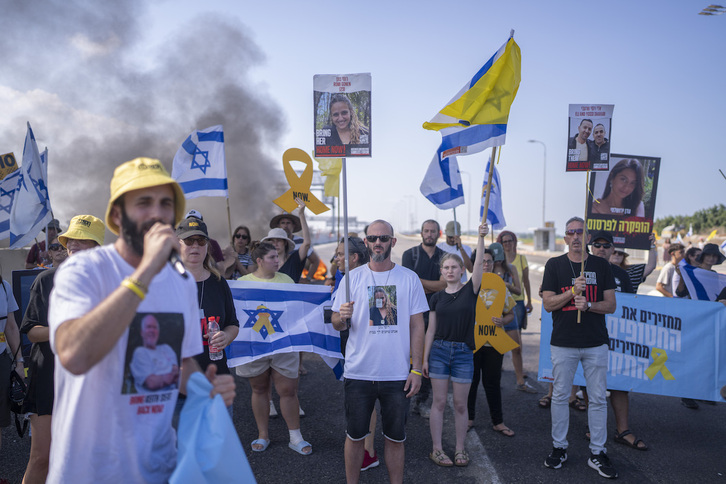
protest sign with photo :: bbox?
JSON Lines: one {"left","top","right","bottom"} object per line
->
{"left": 314, "top": 73, "right": 371, "bottom": 158}
{"left": 566, "top": 104, "right": 614, "bottom": 171}
{"left": 586, "top": 154, "right": 660, "bottom": 249}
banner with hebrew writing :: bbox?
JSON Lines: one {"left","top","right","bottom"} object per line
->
{"left": 586, "top": 154, "right": 660, "bottom": 250}
{"left": 314, "top": 73, "right": 371, "bottom": 158}
{"left": 538, "top": 293, "right": 726, "bottom": 402}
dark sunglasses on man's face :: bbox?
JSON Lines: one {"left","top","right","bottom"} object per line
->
{"left": 366, "top": 235, "right": 392, "bottom": 243}
{"left": 592, "top": 242, "right": 612, "bottom": 249}
{"left": 182, "top": 236, "right": 208, "bottom": 246}
{"left": 234, "top": 233, "right": 249, "bottom": 240}
{"left": 565, "top": 228, "right": 584, "bottom": 236}
{"left": 48, "top": 243, "right": 63, "bottom": 251}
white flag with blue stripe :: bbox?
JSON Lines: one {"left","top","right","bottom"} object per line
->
{"left": 172, "top": 125, "right": 228, "bottom": 199}
{"left": 0, "top": 169, "right": 20, "bottom": 240}
{"left": 480, "top": 158, "right": 506, "bottom": 229}
{"left": 225, "top": 282, "right": 344, "bottom": 379}
{"left": 679, "top": 259, "right": 726, "bottom": 301}
{"left": 419, "top": 149, "right": 465, "bottom": 209}
{"left": 9, "top": 123, "right": 52, "bottom": 249}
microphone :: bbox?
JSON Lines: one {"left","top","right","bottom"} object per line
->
{"left": 169, "top": 250, "right": 189, "bottom": 278}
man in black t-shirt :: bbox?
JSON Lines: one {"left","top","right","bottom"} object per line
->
{"left": 542, "top": 217, "right": 618, "bottom": 479}
{"left": 401, "top": 219, "right": 446, "bottom": 418}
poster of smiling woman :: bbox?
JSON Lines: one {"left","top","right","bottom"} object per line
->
{"left": 314, "top": 73, "right": 371, "bottom": 158}
{"left": 586, "top": 154, "right": 661, "bottom": 249}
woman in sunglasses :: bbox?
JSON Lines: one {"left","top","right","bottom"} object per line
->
{"left": 224, "top": 225, "right": 255, "bottom": 279}
{"left": 176, "top": 217, "right": 239, "bottom": 415}
{"left": 46, "top": 239, "right": 68, "bottom": 268}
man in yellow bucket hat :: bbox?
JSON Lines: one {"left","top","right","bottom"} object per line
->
{"left": 46, "top": 157, "right": 235, "bottom": 483}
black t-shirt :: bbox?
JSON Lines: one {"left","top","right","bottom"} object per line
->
{"left": 279, "top": 250, "right": 306, "bottom": 283}
{"left": 625, "top": 263, "right": 646, "bottom": 292}
{"left": 611, "top": 264, "right": 634, "bottom": 294}
{"left": 20, "top": 267, "right": 56, "bottom": 415}
{"left": 196, "top": 275, "right": 240, "bottom": 374}
{"left": 402, "top": 244, "right": 444, "bottom": 304}
{"left": 542, "top": 254, "right": 616, "bottom": 348}
{"left": 429, "top": 279, "right": 477, "bottom": 350}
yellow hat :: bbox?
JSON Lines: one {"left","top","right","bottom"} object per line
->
{"left": 58, "top": 215, "right": 106, "bottom": 247}
{"left": 104, "top": 157, "right": 186, "bottom": 235}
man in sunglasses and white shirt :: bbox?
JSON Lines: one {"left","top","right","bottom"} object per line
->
{"left": 541, "top": 217, "right": 618, "bottom": 479}
{"left": 332, "top": 220, "right": 428, "bottom": 484}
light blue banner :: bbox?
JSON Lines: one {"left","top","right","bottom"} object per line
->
{"left": 538, "top": 293, "right": 726, "bottom": 402}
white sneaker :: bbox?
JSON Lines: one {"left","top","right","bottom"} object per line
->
{"left": 269, "top": 400, "right": 278, "bottom": 418}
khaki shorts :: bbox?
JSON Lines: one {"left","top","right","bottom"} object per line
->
{"left": 235, "top": 352, "right": 299, "bottom": 379}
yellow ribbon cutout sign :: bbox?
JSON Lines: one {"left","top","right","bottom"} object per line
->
{"left": 273, "top": 148, "right": 330, "bottom": 214}
{"left": 252, "top": 305, "right": 276, "bottom": 336}
{"left": 644, "top": 347, "right": 675, "bottom": 381}
{"left": 474, "top": 273, "right": 519, "bottom": 354}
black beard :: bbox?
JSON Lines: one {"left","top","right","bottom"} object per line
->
{"left": 422, "top": 238, "right": 437, "bottom": 247}
{"left": 368, "top": 244, "right": 391, "bottom": 263}
{"left": 120, "top": 204, "right": 165, "bottom": 257}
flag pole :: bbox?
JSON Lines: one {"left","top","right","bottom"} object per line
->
{"left": 342, "top": 158, "right": 350, "bottom": 305}
{"left": 481, "top": 147, "right": 497, "bottom": 225}
{"left": 226, "top": 198, "right": 233, "bottom": 242}
{"left": 576, "top": 169, "right": 591, "bottom": 323}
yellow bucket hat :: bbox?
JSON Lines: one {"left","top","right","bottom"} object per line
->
{"left": 105, "top": 157, "right": 186, "bottom": 235}
{"left": 58, "top": 215, "right": 106, "bottom": 247}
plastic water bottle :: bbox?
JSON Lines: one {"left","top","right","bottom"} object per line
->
{"left": 207, "top": 319, "right": 223, "bottom": 361}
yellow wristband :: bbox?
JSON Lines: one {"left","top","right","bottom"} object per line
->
{"left": 127, "top": 277, "right": 148, "bottom": 293}
{"left": 410, "top": 370, "right": 422, "bottom": 376}
{"left": 571, "top": 286, "right": 576, "bottom": 295}
{"left": 121, "top": 278, "right": 146, "bottom": 300}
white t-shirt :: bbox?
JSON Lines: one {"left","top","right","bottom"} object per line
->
{"left": 436, "top": 242, "right": 472, "bottom": 283}
{"left": 332, "top": 264, "right": 428, "bottom": 381}
{"left": 48, "top": 245, "right": 201, "bottom": 484}
{"left": 0, "top": 280, "right": 19, "bottom": 354}
{"left": 656, "top": 262, "right": 676, "bottom": 292}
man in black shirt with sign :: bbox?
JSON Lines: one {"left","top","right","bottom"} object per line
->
{"left": 542, "top": 217, "right": 618, "bottom": 479}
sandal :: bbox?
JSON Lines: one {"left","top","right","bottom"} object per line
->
{"left": 251, "top": 438, "right": 270, "bottom": 452}
{"left": 454, "top": 450, "right": 469, "bottom": 467}
{"left": 429, "top": 449, "right": 453, "bottom": 467}
{"left": 493, "top": 425, "right": 515, "bottom": 437}
{"left": 289, "top": 440, "right": 313, "bottom": 456}
{"left": 538, "top": 395, "right": 552, "bottom": 408}
{"left": 569, "top": 398, "right": 587, "bottom": 411}
{"left": 614, "top": 429, "right": 649, "bottom": 451}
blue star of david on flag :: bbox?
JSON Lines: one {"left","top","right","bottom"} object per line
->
{"left": 190, "top": 146, "right": 211, "bottom": 174}
{"left": 171, "top": 125, "right": 228, "bottom": 199}
{"left": 243, "top": 306, "right": 284, "bottom": 340}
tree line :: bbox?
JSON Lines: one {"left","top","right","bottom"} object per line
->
{"left": 654, "top": 204, "right": 726, "bottom": 235}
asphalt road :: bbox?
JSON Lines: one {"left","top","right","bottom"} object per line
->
{"left": 2, "top": 237, "right": 724, "bottom": 483}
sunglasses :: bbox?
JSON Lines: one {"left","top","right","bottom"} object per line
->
{"left": 501, "top": 239, "right": 514, "bottom": 244}
{"left": 48, "top": 243, "right": 63, "bottom": 251}
{"left": 592, "top": 243, "right": 612, "bottom": 249}
{"left": 234, "top": 233, "right": 249, "bottom": 240}
{"left": 565, "top": 229, "right": 584, "bottom": 236}
{"left": 366, "top": 235, "right": 392, "bottom": 243}
{"left": 183, "top": 236, "right": 208, "bottom": 246}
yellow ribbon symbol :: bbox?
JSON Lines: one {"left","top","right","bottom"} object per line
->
{"left": 252, "top": 305, "right": 276, "bottom": 336}
{"left": 644, "top": 347, "right": 675, "bottom": 381}
{"left": 273, "top": 148, "right": 330, "bottom": 214}
{"left": 474, "top": 273, "right": 520, "bottom": 354}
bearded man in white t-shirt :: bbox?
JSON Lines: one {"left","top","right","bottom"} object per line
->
{"left": 47, "top": 158, "right": 235, "bottom": 484}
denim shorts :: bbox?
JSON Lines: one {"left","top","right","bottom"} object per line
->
{"left": 503, "top": 301, "right": 525, "bottom": 331}
{"left": 427, "top": 339, "right": 474, "bottom": 384}
{"left": 344, "top": 379, "right": 409, "bottom": 442}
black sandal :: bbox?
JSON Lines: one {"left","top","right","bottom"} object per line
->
{"left": 614, "top": 429, "right": 648, "bottom": 451}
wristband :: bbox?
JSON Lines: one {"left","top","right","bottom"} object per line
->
{"left": 126, "top": 277, "right": 148, "bottom": 293}
{"left": 571, "top": 286, "right": 576, "bottom": 295}
{"left": 122, "top": 278, "right": 146, "bottom": 300}
{"left": 410, "top": 369, "right": 422, "bottom": 376}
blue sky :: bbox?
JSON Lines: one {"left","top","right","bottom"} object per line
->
{"left": 2, "top": 1, "right": 724, "bottom": 238}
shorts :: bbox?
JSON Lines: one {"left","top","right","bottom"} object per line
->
{"left": 344, "top": 379, "right": 409, "bottom": 442}
{"left": 0, "top": 351, "right": 12, "bottom": 427}
{"left": 503, "top": 301, "right": 525, "bottom": 331}
{"left": 427, "top": 340, "right": 474, "bottom": 383}
{"left": 235, "top": 352, "right": 299, "bottom": 379}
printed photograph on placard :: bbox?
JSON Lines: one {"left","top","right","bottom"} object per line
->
{"left": 314, "top": 73, "right": 371, "bottom": 158}
{"left": 586, "top": 154, "right": 660, "bottom": 250}
{"left": 566, "top": 104, "right": 614, "bottom": 172}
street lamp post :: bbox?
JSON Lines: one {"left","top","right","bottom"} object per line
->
{"left": 528, "top": 139, "right": 547, "bottom": 228}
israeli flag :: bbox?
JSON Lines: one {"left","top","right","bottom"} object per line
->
{"left": 9, "top": 123, "right": 52, "bottom": 249}
{"left": 225, "top": 282, "right": 343, "bottom": 378}
{"left": 679, "top": 259, "right": 726, "bottom": 301}
{"left": 419, "top": 148, "right": 465, "bottom": 209}
{"left": 480, "top": 158, "right": 506, "bottom": 229}
{"left": 0, "top": 169, "right": 20, "bottom": 240}
{"left": 172, "top": 125, "right": 228, "bottom": 199}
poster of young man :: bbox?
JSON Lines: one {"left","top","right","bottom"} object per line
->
{"left": 314, "top": 73, "right": 371, "bottom": 158}
{"left": 566, "top": 104, "right": 614, "bottom": 172}
{"left": 586, "top": 154, "right": 661, "bottom": 250}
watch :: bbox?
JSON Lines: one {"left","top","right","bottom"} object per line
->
{"left": 585, "top": 302, "right": 592, "bottom": 312}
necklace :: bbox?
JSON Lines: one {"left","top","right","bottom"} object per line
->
{"left": 368, "top": 263, "right": 393, "bottom": 287}
{"left": 568, "top": 257, "right": 588, "bottom": 281}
